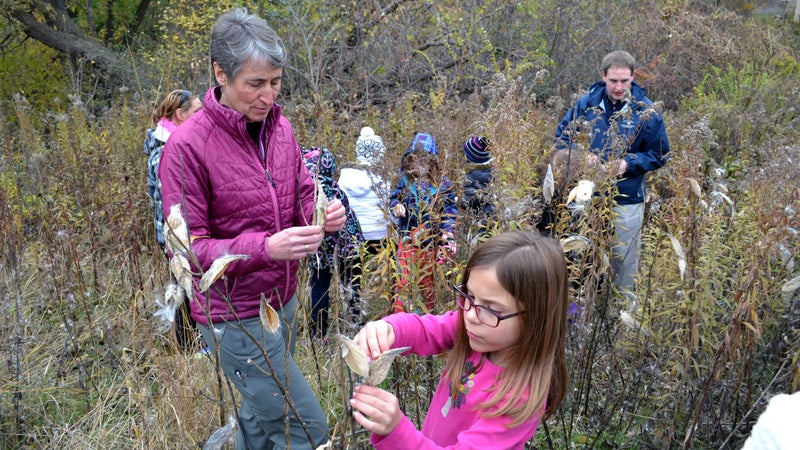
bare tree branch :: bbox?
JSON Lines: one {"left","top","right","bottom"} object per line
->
{"left": 9, "top": 5, "right": 133, "bottom": 82}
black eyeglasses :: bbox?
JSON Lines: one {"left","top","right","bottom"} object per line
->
{"left": 177, "top": 90, "right": 191, "bottom": 107}
{"left": 453, "top": 284, "right": 524, "bottom": 328}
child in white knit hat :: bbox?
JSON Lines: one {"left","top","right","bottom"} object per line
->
{"left": 338, "top": 127, "right": 391, "bottom": 251}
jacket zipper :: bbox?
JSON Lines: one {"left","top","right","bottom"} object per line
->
{"left": 259, "top": 127, "right": 293, "bottom": 305}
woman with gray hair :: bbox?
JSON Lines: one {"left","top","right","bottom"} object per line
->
{"left": 158, "top": 7, "right": 342, "bottom": 449}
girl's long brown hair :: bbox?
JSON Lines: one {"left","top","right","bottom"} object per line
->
{"left": 443, "top": 230, "right": 569, "bottom": 427}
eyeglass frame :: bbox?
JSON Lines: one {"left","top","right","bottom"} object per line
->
{"left": 453, "top": 284, "right": 524, "bottom": 328}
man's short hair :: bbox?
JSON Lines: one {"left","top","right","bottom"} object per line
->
{"left": 601, "top": 50, "right": 636, "bottom": 75}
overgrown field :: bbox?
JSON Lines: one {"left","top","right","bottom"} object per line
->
{"left": 2, "top": 8, "right": 800, "bottom": 450}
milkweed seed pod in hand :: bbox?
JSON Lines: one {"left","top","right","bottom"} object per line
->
{"left": 313, "top": 177, "right": 328, "bottom": 227}
{"left": 336, "top": 334, "right": 410, "bottom": 385}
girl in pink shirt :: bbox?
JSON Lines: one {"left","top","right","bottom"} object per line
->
{"left": 350, "top": 230, "right": 569, "bottom": 449}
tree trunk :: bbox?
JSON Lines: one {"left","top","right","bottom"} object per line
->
{"left": 10, "top": 7, "right": 134, "bottom": 84}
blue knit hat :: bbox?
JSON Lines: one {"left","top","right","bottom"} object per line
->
{"left": 403, "top": 132, "right": 439, "bottom": 157}
{"left": 463, "top": 136, "right": 491, "bottom": 164}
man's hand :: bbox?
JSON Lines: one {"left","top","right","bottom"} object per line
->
{"left": 617, "top": 159, "right": 628, "bottom": 175}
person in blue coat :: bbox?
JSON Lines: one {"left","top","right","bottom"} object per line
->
{"left": 555, "top": 50, "right": 669, "bottom": 311}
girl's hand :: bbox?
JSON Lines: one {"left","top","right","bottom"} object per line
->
{"left": 351, "top": 385, "right": 402, "bottom": 436}
{"left": 353, "top": 320, "right": 395, "bottom": 360}
{"left": 324, "top": 199, "right": 346, "bottom": 233}
{"left": 266, "top": 225, "right": 324, "bottom": 260}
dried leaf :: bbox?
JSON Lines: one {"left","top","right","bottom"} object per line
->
{"left": 542, "top": 164, "right": 554, "bottom": 205}
{"left": 313, "top": 177, "right": 328, "bottom": 227}
{"left": 259, "top": 297, "right": 281, "bottom": 333}
{"left": 742, "top": 321, "right": 759, "bottom": 334}
{"left": 199, "top": 254, "right": 249, "bottom": 293}
{"left": 668, "top": 234, "right": 686, "bottom": 280}
{"left": 782, "top": 275, "right": 800, "bottom": 293}
{"left": 165, "top": 204, "right": 190, "bottom": 254}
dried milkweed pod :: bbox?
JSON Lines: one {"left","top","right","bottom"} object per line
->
{"left": 567, "top": 180, "right": 595, "bottom": 206}
{"left": 199, "top": 254, "right": 249, "bottom": 293}
{"left": 259, "top": 296, "right": 281, "bottom": 333}
{"left": 668, "top": 234, "right": 687, "bottom": 281}
{"left": 687, "top": 177, "right": 703, "bottom": 199}
{"left": 560, "top": 235, "right": 590, "bottom": 253}
{"left": 542, "top": 163, "right": 554, "bottom": 205}
{"left": 336, "top": 334, "right": 410, "bottom": 385}
{"left": 313, "top": 177, "right": 328, "bottom": 227}
{"left": 202, "top": 415, "right": 237, "bottom": 450}
{"left": 170, "top": 254, "right": 194, "bottom": 298}
{"left": 782, "top": 275, "right": 800, "bottom": 293}
{"left": 165, "top": 204, "right": 190, "bottom": 255}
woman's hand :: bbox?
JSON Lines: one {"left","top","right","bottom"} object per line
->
{"left": 353, "top": 320, "right": 395, "bottom": 360}
{"left": 266, "top": 225, "right": 324, "bottom": 260}
{"left": 324, "top": 199, "right": 346, "bottom": 233}
{"left": 351, "top": 385, "right": 402, "bottom": 436}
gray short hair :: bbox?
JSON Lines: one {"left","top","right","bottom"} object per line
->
{"left": 601, "top": 50, "right": 635, "bottom": 76}
{"left": 210, "top": 8, "right": 287, "bottom": 81}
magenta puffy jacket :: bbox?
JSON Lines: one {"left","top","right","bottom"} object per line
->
{"left": 159, "top": 86, "right": 314, "bottom": 325}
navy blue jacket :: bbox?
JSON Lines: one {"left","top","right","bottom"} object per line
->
{"left": 555, "top": 80, "right": 670, "bottom": 204}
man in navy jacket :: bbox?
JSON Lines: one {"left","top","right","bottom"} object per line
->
{"left": 555, "top": 50, "right": 670, "bottom": 311}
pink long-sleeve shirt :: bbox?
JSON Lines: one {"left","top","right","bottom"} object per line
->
{"left": 373, "top": 311, "right": 541, "bottom": 450}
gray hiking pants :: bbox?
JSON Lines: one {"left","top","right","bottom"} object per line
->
{"left": 611, "top": 202, "right": 644, "bottom": 309}
{"left": 198, "top": 295, "right": 328, "bottom": 450}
